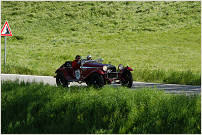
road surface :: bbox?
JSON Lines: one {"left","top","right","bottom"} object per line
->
{"left": 1, "top": 74, "right": 201, "bottom": 95}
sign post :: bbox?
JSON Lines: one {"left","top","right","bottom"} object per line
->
{"left": 1, "top": 21, "right": 12, "bottom": 72}
{"left": 4, "top": 36, "right": 6, "bottom": 71}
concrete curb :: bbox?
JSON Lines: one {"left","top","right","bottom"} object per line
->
{"left": 1, "top": 74, "right": 56, "bottom": 86}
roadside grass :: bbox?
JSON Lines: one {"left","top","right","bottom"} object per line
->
{"left": 2, "top": 81, "right": 201, "bottom": 134}
{"left": 1, "top": 1, "right": 201, "bottom": 85}
{"left": 134, "top": 69, "right": 201, "bottom": 85}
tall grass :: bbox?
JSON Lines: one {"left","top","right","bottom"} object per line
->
{"left": 2, "top": 81, "right": 201, "bottom": 134}
{"left": 134, "top": 68, "right": 201, "bottom": 85}
{"left": 1, "top": 1, "right": 201, "bottom": 85}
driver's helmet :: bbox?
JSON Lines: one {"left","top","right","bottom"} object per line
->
{"left": 87, "top": 55, "right": 92, "bottom": 60}
{"left": 75, "top": 55, "right": 81, "bottom": 60}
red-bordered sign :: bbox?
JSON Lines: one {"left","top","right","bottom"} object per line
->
{"left": 1, "top": 21, "right": 12, "bottom": 36}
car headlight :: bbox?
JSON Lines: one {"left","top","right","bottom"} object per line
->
{"left": 107, "top": 69, "right": 112, "bottom": 73}
{"left": 103, "top": 66, "right": 108, "bottom": 71}
{"left": 118, "top": 64, "right": 124, "bottom": 70}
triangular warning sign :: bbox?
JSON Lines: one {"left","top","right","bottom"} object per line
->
{"left": 1, "top": 21, "right": 12, "bottom": 36}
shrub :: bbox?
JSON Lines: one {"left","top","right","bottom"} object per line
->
{"left": 2, "top": 81, "right": 201, "bottom": 133}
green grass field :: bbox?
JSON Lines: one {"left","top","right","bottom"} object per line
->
{"left": 2, "top": 81, "right": 201, "bottom": 134}
{"left": 1, "top": 1, "right": 201, "bottom": 85}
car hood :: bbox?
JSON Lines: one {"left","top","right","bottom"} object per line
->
{"left": 83, "top": 62, "right": 113, "bottom": 67}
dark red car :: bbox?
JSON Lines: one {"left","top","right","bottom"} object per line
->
{"left": 55, "top": 58, "right": 133, "bottom": 88}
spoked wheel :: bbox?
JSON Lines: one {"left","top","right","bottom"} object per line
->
{"left": 121, "top": 71, "right": 133, "bottom": 88}
{"left": 56, "top": 73, "right": 69, "bottom": 87}
{"left": 86, "top": 73, "right": 105, "bottom": 88}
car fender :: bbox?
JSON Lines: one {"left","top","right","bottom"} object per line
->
{"left": 55, "top": 67, "right": 66, "bottom": 74}
{"left": 120, "top": 67, "right": 133, "bottom": 81}
{"left": 55, "top": 67, "right": 70, "bottom": 79}
{"left": 96, "top": 69, "right": 105, "bottom": 75}
{"left": 84, "top": 69, "right": 105, "bottom": 79}
{"left": 125, "top": 66, "right": 133, "bottom": 71}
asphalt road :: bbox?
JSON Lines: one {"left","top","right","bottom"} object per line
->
{"left": 1, "top": 74, "right": 201, "bottom": 95}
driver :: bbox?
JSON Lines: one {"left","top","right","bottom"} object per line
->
{"left": 72, "top": 55, "right": 81, "bottom": 80}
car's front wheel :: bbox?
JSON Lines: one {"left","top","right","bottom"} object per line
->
{"left": 86, "top": 73, "right": 105, "bottom": 88}
{"left": 56, "top": 73, "right": 69, "bottom": 87}
{"left": 121, "top": 71, "right": 133, "bottom": 88}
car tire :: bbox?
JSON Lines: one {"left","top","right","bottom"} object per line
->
{"left": 56, "top": 73, "right": 69, "bottom": 87}
{"left": 121, "top": 71, "right": 133, "bottom": 88}
{"left": 86, "top": 73, "right": 105, "bottom": 88}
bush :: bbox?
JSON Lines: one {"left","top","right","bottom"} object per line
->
{"left": 2, "top": 81, "right": 201, "bottom": 133}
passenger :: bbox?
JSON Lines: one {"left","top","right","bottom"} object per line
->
{"left": 87, "top": 55, "right": 92, "bottom": 60}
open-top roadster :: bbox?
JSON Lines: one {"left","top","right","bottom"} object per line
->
{"left": 55, "top": 58, "right": 133, "bottom": 88}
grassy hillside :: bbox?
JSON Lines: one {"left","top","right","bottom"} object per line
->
{"left": 1, "top": 1, "right": 201, "bottom": 84}
{"left": 2, "top": 81, "right": 201, "bottom": 134}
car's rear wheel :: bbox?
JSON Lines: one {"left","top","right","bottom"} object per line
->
{"left": 56, "top": 73, "right": 69, "bottom": 87}
{"left": 86, "top": 73, "right": 105, "bottom": 88}
{"left": 121, "top": 71, "right": 133, "bottom": 88}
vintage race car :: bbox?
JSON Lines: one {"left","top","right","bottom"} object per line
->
{"left": 55, "top": 58, "right": 133, "bottom": 88}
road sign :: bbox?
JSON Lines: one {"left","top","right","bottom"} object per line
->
{"left": 1, "top": 21, "right": 13, "bottom": 72}
{"left": 1, "top": 21, "right": 12, "bottom": 36}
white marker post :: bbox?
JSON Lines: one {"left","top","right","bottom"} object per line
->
{"left": 1, "top": 21, "right": 12, "bottom": 72}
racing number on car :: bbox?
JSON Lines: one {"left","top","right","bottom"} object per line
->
{"left": 75, "top": 69, "right": 80, "bottom": 80}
